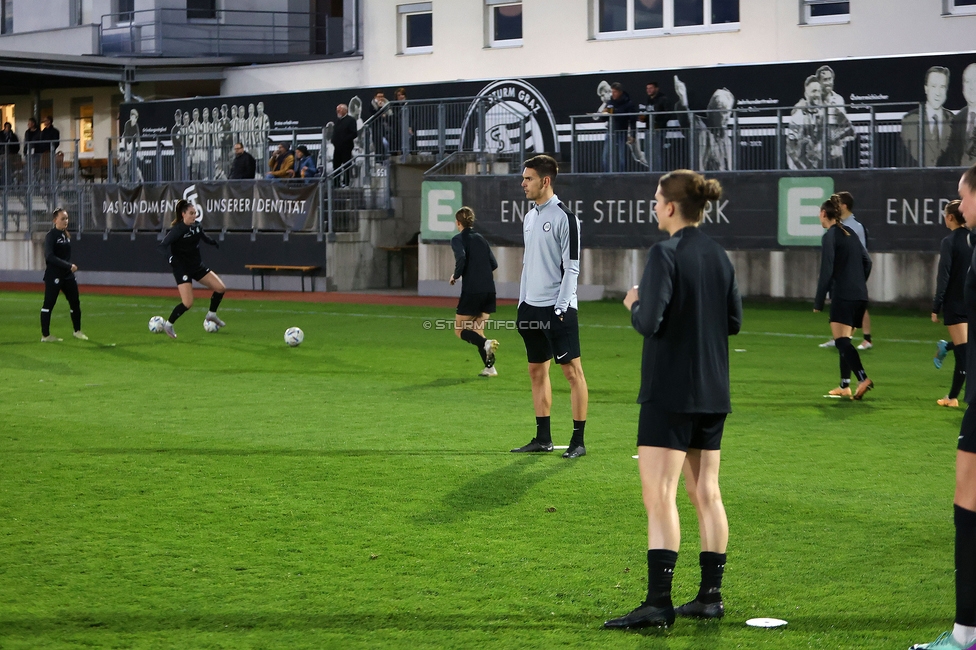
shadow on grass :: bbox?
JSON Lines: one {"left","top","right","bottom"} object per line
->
{"left": 394, "top": 377, "right": 478, "bottom": 391}
{"left": 419, "top": 455, "right": 574, "bottom": 525}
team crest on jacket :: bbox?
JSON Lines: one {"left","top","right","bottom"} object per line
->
{"left": 461, "top": 80, "right": 559, "bottom": 155}
{"left": 543, "top": 222, "right": 552, "bottom": 232}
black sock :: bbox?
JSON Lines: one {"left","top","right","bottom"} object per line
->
{"left": 646, "top": 549, "right": 678, "bottom": 608}
{"left": 948, "top": 341, "right": 957, "bottom": 352}
{"left": 863, "top": 333, "right": 872, "bottom": 343}
{"left": 951, "top": 344, "right": 968, "bottom": 400}
{"left": 460, "top": 329, "right": 489, "bottom": 364}
{"left": 209, "top": 291, "right": 224, "bottom": 313}
{"left": 40, "top": 309, "right": 52, "bottom": 337}
{"left": 839, "top": 353, "right": 851, "bottom": 385}
{"left": 697, "top": 552, "right": 726, "bottom": 604}
{"left": 571, "top": 420, "right": 586, "bottom": 447}
{"left": 168, "top": 303, "right": 190, "bottom": 323}
{"left": 956, "top": 505, "right": 976, "bottom": 626}
{"left": 535, "top": 416, "right": 551, "bottom": 445}
{"left": 836, "top": 337, "right": 867, "bottom": 382}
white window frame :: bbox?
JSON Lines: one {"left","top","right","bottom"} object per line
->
{"left": 116, "top": 0, "right": 135, "bottom": 25}
{"left": 799, "top": 0, "right": 850, "bottom": 25}
{"left": 591, "top": 0, "right": 740, "bottom": 40}
{"left": 943, "top": 0, "right": 976, "bottom": 16}
{"left": 398, "top": 3, "right": 433, "bottom": 55}
{"left": 486, "top": 0, "right": 522, "bottom": 48}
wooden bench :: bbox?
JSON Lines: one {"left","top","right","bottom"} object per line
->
{"left": 244, "top": 264, "right": 321, "bottom": 292}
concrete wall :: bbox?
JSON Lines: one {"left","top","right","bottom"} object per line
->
{"left": 418, "top": 242, "right": 941, "bottom": 306}
{"left": 223, "top": 0, "right": 976, "bottom": 96}
{"left": 0, "top": 25, "right": 99, "bottom": 55}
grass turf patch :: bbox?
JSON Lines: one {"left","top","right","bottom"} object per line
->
{"left": 0, "top": 291, "right": 961, "bottom": 648}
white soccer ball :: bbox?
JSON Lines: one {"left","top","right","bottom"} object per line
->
{"left": 203, "top": 319, "right": 219, "bottom": 333}
{"left": 149, "top": 316, "right": 165, "bottom": 333}
{"left": 284, "top": 327, "right": 304, "bottom": 347}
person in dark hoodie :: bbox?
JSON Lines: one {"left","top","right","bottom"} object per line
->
{"left": 601, "top": 82, "right": 637, "bottom": 173}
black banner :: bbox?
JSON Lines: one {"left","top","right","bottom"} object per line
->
{"left": 92, "top": 181, "right": 320, "bottom": 232}
{"left": 424, "top": 169, "right": 964, "bottom": 252}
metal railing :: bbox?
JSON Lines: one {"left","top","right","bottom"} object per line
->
{"left": 99, "top": 7, "right": 359, "bottom": 58}
{"left": 359, "top": 95, "right": 531, "bottom": 165}
{"left": 569, "top": 102, "right": 943, "bottom": 173}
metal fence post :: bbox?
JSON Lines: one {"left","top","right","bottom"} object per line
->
{"left": 519, "top": 117, "right": 526, "bottom": 171}
{"left": 918, "top": 102, "right": 925, "bottom": 168}
{"left": 732, "top": 110, "right": 739, "bottom": 171}
{"left": 646, "top": 119, "right": 654, "bottom": 172}
{"left": 775, "top": 108, "right": 782, "bottom": 171}
{"left": 688, "top": 114, "right": 696, "bottom": 171}
{"left": 326, "top": 177, "right": 335, "bottom": 239}
{"left": 821, "top": 106, "right": 828, "bottom": 170}
{"left": 869, "top": 106, "right": 877, "bottom": 169}
{"left": 400, "top": 104, "right": 409, "bottom": 160}
{"left": 477, "top": 98, "right": 487, "bottom": 174}
{"left": 570, "top": 117, "right": 577, "bottom": 174}
{"left": 155, "top": 139, "right": 162, "bottom": 182}
{"left": 437, "top": 102, "right": 446, "bottom": 161}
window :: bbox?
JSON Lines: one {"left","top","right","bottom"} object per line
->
{"left": 117, "top": 0, "right": 134, "bottom": 23}
{"left": 187, "top": 0, "right": 217, "bottom": 21}
{"left": 944, "top": 0, "right": 976, "bottom": 15}
{"left": 1, "top": 0, "right": 11, "bottom": 34}
{"left": 595, "top": 0, "right": 738, "bottom": 37}
{"left": 800, "top": 0, "right": 849, "bottom": 25}
{"left": 487, "top": 0, "right": 522, "bottom": 47}
{"left": 398, "top": 3, "right": 432, "bottom": 53}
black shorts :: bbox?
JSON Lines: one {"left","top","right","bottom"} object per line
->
{"left": 960, "top": 404, "right": 976, "bottom": 454}
{"left": 829, "top": 299, "right": 867, "bottom": 329}
{"left": 456, "top": 292, "right": 496, "bottom": 316}
{"left": 637, "top": 401, "right": 727, "bottom": 451}
{"left": 944, "top": 300, "right": 967, "bottom": 326}
{"left": 517, "top": 303, "right": 581, "bottom": 364}
{"left": 172, "top": 264, "right": 210, "bottom": 285}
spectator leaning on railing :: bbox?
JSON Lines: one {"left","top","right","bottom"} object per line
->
{"left": 265, "top": 143, "right": 294, "bottom": 180}
{"left": 601, "top": 82, "right": 637, "bottom": 173}
{"left": 23, "top": 118, "right": 40, "bottom": 157}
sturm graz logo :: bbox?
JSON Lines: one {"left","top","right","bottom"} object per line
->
{"left": 183, "top": 184, "right": 204, "bottom": 222}
{"left": 461, "top": 80, "right": 559, "bottom": 155}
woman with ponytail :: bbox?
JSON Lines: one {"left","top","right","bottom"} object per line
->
{"left": 157, "top": 199, "right": 226, "bottom": 339}
{"left": 40, "top": 208, "right": 87, "bottom": 342}
{"left": 932, "top": 200, "right": 971, "bottom": 407}
{"left": 607, "top": 170, "right": 742, "bottom": 630}
{"left": 814, "top": 193, "right": 873, "bottom": 399}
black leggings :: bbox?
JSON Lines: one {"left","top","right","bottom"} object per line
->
{"left": 40, "top": 277, "right": 81, "bottom": 336}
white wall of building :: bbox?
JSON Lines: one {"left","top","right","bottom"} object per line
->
{"left": 223, "top": 0, "right": 976, "bottom": 96}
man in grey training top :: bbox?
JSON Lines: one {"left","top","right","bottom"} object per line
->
{"left": 511, "top": 155, "right": 589, "bottom": 459}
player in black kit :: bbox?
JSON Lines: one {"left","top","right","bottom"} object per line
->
{"left": 450, "top": 207, "right": 500, "bottom": 377}
{"left": 933, "top": 200, "right": 971, "bottom": 408}
{"left": 814, "top": 194, "right": 873, "bottom": 400}
{"left": 606, "top": 170, "right": 741, "bottom": 630}
{"left": 158, "top": 199, "right": 227, "bottom": 339}
{"left": 40, "top": 208, "right": 87, "bottom": 342}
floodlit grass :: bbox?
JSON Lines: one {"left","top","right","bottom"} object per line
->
{"left": 0, "top": 291, "right": 963, "bottom": 648}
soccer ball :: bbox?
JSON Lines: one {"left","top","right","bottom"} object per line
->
{"left": 149, "top": 316, "right": 165, "bottom": 333}
{"left": 284, "top": 327, "right": 304, "bottom": 347}
{"left": 203, "top": 319, "right": 219, "bottom": 333}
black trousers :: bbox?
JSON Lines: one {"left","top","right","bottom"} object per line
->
{"left": 41, "top": 276, "right": 81, "bottom": 335}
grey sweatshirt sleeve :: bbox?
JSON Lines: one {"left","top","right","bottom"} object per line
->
{"left": 555, "top": 211, "right": 580, "bottom": 312}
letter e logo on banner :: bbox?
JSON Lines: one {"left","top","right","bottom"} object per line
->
{"left": 777, "top": 177, "right": 834, "bottom": 246}
{"left": 421, "top": 181, "right": 463, "bottom": 241}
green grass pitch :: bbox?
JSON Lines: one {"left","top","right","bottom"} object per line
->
{"left": 0, "top": 290, "right": 964, "bottom": 649}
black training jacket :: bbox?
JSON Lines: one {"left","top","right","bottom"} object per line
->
{"left": 630, "top": 226, "right": 742, "bottom": 413}
{"left": 43, "top": 227, "right": 74, "bottom": 282}
{"left": 814, "top": 224, "right": 872, "bottom": 311}
{"left": 934, "top": 227, "right": 972, "bottom": 316}
{"left": 451, "top": 227, "right": 497, "bottom": 294}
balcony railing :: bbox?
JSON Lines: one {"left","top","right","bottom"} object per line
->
{"left": 99, "top": 7, "right": 359, "bottom": 58}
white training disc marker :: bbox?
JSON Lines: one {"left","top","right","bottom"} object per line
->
{"left": 746, "top": 618, "right": 788, "bottom": 628}
{"left": 553, "top": 445, "right": 569, "bottom": 450}
{"left": 632, "top": 455, "right": 639, "bottom": 459}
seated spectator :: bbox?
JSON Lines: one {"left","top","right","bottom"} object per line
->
{"left": 293, "top": 145, "right": 318, "bottom": 181}
{"left": 228, "top": 142, "right": 256, "bottom": 179}
{"left": 264, "top": 143, "right": 294, "bottom": 179}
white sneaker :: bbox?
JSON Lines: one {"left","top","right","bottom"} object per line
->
{"left": 205, "top": 311, "right": 226, "bottom": 328}
{"left": 857, "top": 341, "right": 873, "bottom": 350}
{"left": 163, "top": 321, "right": 177, "bottom": 339}
{"left": 73, "top": 331, "right": 89, "bottom": 341}
{"left": 40, "top": 335, "right": 62, "bottom": 342}
{"left": 818, "top": 339, "right": 836, "bottom": 348}
{"left": 484, "top": 339, "right": 499, "bottom": 367}
{"left": 479, "top": 366, "right": 498, "bottom": 377}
